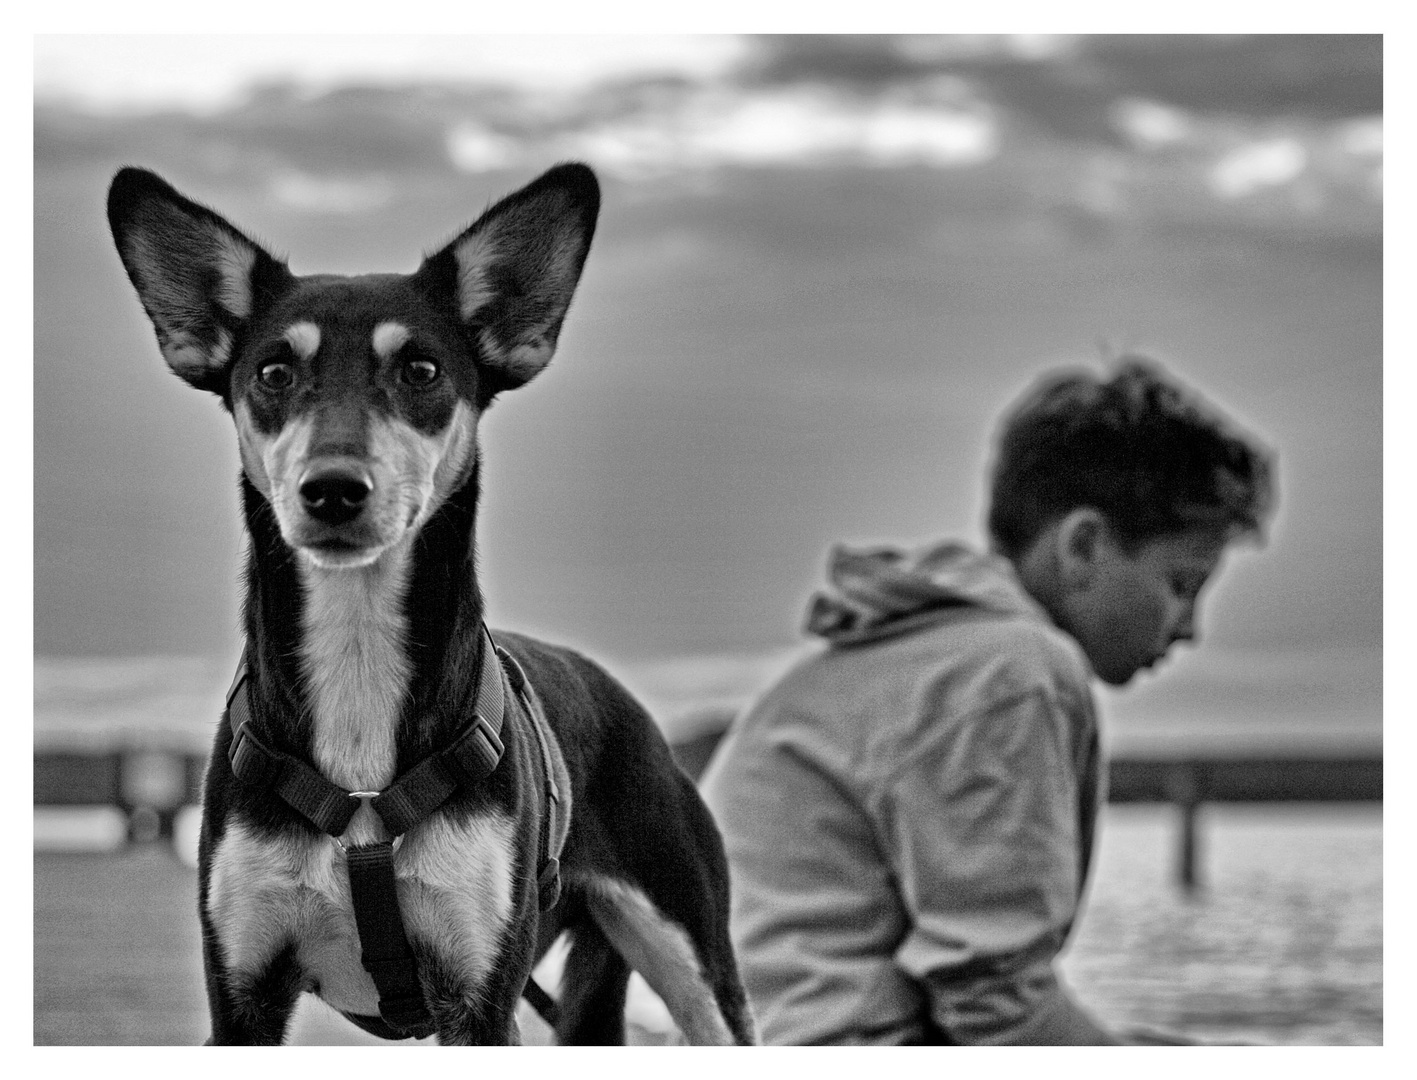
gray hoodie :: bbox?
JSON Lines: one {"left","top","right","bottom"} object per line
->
{"left": 702, "top": 540, "right": 1113, "bottom": 1044}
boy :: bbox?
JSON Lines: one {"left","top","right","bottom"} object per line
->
{"left": 701, "top": 358, "right": 1274, "bottom": 1044}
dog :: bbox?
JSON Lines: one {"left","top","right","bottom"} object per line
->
{"left": 107, "top": 163, "right": 756, "bottom": 1046}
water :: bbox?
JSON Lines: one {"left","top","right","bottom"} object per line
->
{"left": 31, "top": 802, "right": 1382, "bottom": 1045}
{"left": 1062, "top": 804, "right": 1382, "bottom": 1045}
{"left": 32, "top": 655, "right": 1383, "bottom": 1044}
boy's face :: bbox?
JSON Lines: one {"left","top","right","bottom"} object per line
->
{"left": 1066, "top": 522, "right": 1232, "bottom": 686}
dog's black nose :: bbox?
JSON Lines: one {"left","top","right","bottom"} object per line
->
{"left": 299, "top": 467, "right": 372, "bottom": 526}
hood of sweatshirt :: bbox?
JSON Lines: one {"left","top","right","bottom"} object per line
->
{"left": 803, "top": 540, "right": 1048, "bottom": 646}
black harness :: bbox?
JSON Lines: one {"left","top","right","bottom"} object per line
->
{"left": 222, "top": 626, "right": 564, "bottom": 1040}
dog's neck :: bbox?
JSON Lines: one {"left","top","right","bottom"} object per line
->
{"left": 239, "top": 467, "right": 487, "bottom": 782}
{"left": 297, "top": 546, "right": 414, "bottom": 791}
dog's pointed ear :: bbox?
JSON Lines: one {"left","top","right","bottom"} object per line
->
{"left": 414, "top": 162, "right": 599, "bottom": 391}
{"left": 107, "top": 167, "right": 293, "bottom": 396}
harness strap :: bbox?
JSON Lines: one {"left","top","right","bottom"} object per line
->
{"left": 520, "top": 977, "right": 561, "bottom": 1030}
{"left": 368, "top": 653, "right": 505, "bottom": 836}
{"left": 345, "top": 840, "right": 435, "bottom": 1037}
{"left": 491, "top": 645, "right": 567, "bottom": 1033}
{"left": 497, "top": 645, "right": 565, "bottom": 913}
{"left": 225, "top": 628, "right": 506, "bottom": 840}
{"left": 227, "top": 684, "right": 360, "bottom": 837}
{"left": 222, "top": 626, "right": 567, "bottom": 1039}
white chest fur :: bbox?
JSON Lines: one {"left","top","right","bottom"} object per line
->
{"left": 208, "top": 546, "right": 518, "bottom": 1017}
{"left": 207, "top": 814, "right": 518, "bottom": 1016}
{"left": 298, "top": 546, "right": 411, "bottom": 824}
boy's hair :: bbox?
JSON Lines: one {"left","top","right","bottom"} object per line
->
{"left": 986, "top": 357, "right": 1275, "bottom": 559}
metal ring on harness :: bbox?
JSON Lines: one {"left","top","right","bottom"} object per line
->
{"left": 332, "top": 792, "right": 404, "bottom": 854}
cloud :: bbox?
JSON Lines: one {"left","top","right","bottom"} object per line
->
{"left": 1077, "top": 34, "right": 1382, "bottom": 120}
{"left": 35, "top": 36, "right": 1382, "bottom": 243}
{"left": 1210, "top": 138, "right": 1309, "bottom": 199}
{"left": 1111, "top": 99, "right": 1194, "bottom": 149}
{"left": 268, "top": 170, "right": 396, "bottom": 214}
{"left": 636, "top": 87, "right": 996, "bottom": 171}
{"left": 34, "top": 34, "right": 749, "bottom": 111}
{"left": 736, "top": 35, "right": 1382, "bottom": 128}
{"left": 446, "top": 123, "right": 521, "bottom": 172}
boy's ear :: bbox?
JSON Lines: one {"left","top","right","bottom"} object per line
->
{"left": 413, "top": 162, "right": 599, "bottom": 392}
{"left": 107, "top": 167, "right": 293, "bottom": 396}
{"left": 1055, "top": 507, "right": 1109, "bottom": 590}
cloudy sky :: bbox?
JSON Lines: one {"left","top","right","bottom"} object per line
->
{"left": 34, "top": 34, "right": 1382, "bottom": 746}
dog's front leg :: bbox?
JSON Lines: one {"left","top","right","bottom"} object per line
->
{"left": 422, "top": 983, "right": 526, "bottom": 1046}
{"left": 202, "top": 936, "right": 304, "bottom": 1045}
{"left": 417, "top": 951, "right": 530, "bottom": 1045}
{"left": 434, "top": 1014, "right": 522, "bottom": 1046}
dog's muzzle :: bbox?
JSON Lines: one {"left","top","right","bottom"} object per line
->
{"left": 299, "top": 461, "right": 374, "bottom": 528}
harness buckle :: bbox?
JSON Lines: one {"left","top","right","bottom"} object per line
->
{"left": 229, "top": 721, "right": 280, "bottom": 788}
{"left": 349, "top": 790, "right": 382, "bottom": 810}
{"left": 332, "top": 791, "right": 402, "bottom": 854}
{"left": 444, "top": 715, "right": 505, "bottom": 786}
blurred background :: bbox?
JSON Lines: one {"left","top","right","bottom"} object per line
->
{"left": 34, "top": 33, "right": 1381, "bottom": 1045}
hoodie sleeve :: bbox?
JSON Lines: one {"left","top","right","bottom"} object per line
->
{"left": 871, "top": 684, "right": 1118, "bottom": 1044}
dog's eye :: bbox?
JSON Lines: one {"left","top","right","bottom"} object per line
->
{"left": 401, "top": 357, "right": 441, "bottom": 387}
{"left": 258, "top": 362, "right": 296, "bottom": 390}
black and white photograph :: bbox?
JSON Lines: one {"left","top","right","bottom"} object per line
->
{"left": 33, "top": 31, "right": 1384, "bottom": 1048}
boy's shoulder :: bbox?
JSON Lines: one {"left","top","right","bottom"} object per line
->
{"left": 764, "top": 609, "right": 1094, "bottom": 780}
{"left": 718, "top": 606, "right": 1095, "bottom": 799}
{"left": 847, "top": 603, "right": 1089, "bottom": 683}
{"left": 955, "top": 605, "right": 1094, "bottom": 691}
{"left": 768, "top": 603, "right": 1093, "bottom": 724}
